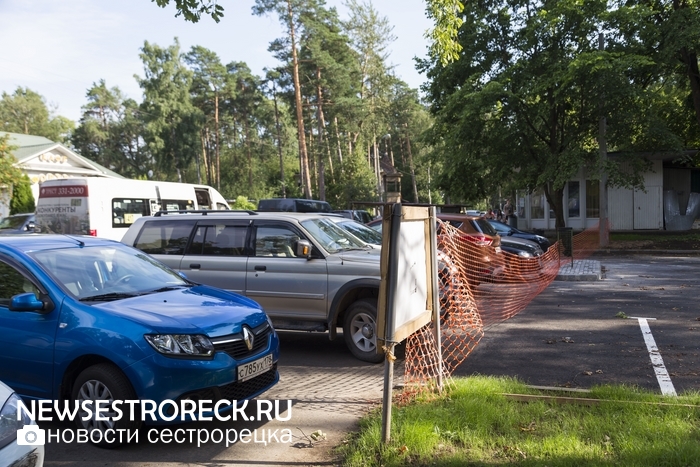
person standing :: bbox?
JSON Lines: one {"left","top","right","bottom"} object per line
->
{"left": 503, "top": 199, "right": 514, "bottom": 221}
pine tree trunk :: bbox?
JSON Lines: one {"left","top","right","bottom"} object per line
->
{"left": 287, "top": 0, "right": 312, "bottom": 198}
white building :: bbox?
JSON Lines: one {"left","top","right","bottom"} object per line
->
{"left": 1, "top": 132, "right": 124, "bottom": 218}
{"left": 515, "top": 154, "right": 700, "bottom": 231}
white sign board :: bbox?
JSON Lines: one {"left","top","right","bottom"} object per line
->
{"left": 377, "top": 205, "right": 437, "bottom": 346}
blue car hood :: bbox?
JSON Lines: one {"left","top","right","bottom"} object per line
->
{"left": 92, "top": 286, "right": 266, "bottom": 337}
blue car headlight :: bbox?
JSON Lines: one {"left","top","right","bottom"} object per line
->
{"left": 0, "top": 393, "right": 33, "bottom": 450}
{"left": 144, "top": 334, "right": 215, "bottom": 359}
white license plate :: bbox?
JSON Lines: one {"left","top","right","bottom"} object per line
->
{"left": 238, "top": 354, "right": 273, "bottom": 382}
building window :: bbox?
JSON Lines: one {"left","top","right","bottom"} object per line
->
{"left": 531, "top": 189, "right": 545, "bottom": 219}
{"left": 586, "top": 180, "right": 600, "bottom": 218}
{"left": 568, "top": 181, "right": 580, "bottom": 218}
{"left": 516, "top": 190, "right": 527, "bottom": 218}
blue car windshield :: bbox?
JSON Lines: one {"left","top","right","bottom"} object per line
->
{"left": 31, "top": 245, "right": 188, "bottom": 300}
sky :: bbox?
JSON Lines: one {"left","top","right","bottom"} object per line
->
{"left": 0, "top": 0, "right": 433, "bottom": 123}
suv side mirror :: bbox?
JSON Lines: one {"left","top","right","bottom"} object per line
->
{"left": 26, "top": 221, "right": 36, "bottom": 232}
{"left": 295, "top": 240, "right": 313, "bottom": 259}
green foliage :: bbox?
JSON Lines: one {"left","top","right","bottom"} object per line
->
{"left": 0, "top": 87, "right": 74, "bottom": 143}
{"left": 425, "top": 0, "right": 464, "bottom": 65}
{"left": 9, "top": 175, "right": 35, "bottom": 214}
{"left": 136, "top": 39, "right": 199, "bottom": 181}
{"left": 340, "top": 376, "right": 700, "bottom": 466}
{"left": 422, "top": 0, "right": 688, "bottom": 227}
{"left": 326, "top": 150, "right": 378, "bottom": 209}
{"left": 228, "top": 195, "right": 256, "bottom": 210}
{"left": 0, "top": 134, "right": 23, "bottom": 190}
{"left": 13, "top": 4, "right": 433, "bottom": 209}
{"left": 72, "top": 80, "right": 150, "bottom": 178}
{"left": 152, "top": 0, "right": 223, "bottom": 22}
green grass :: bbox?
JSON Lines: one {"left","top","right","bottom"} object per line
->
{"left": 339, "top": 376, "right": 700, "bottom": 467}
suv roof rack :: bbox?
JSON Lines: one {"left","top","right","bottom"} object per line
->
{"left": 153, "top": 210, "right": 258, "bottom": 217}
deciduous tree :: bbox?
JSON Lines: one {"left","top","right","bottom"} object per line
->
{"left": 136, "top": 39, "right": 199, "bottom": 182}
{"left": 0, "top": 88, "right": 74, "bottom": 143}
{"left": 422, "top": 0, "right": 674, "bottom": 228}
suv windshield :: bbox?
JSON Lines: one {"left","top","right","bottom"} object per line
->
{"left": 300, "top": 218, "right": 367, "bottom": 253}
{"left": 339, "top": 221, "right": 382, "bottom": 245}
{"left": 31, "top": 245, "right": 188, "bottom": 300}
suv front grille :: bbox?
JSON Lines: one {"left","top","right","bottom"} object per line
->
{"left": 212, "top": 322, "right": 271, "bottom": 360}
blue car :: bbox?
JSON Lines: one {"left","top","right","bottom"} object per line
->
{"left": 0, "top": 235, "right": 279, "bottom": 445}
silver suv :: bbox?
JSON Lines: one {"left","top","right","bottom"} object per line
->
{"left": 121, "top": 211, "right": 383, "bottom": 362}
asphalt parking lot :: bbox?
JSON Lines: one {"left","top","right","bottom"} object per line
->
{"left": 41, "top": 331, "right": 392, "bottom": 466}
{"left": 41, "top": 254, "right": 700, "bottom": 466}
{"left": 455, "top": 254, "right": 700, "bottom": 393}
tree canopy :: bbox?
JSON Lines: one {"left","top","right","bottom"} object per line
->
{"left": 0, "top": 88, "right": 74, "bottom": 143}
{"left": 420, "top": 0, "right": 699, "bottom": 227}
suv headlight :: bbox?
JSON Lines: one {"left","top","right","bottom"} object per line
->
{"left": 145, "top": 334, "right": 214, "bottom": 358}
{"left": 0, "top": 393, "right": 33, "bottom": 450}
{"left": 517, "top": 250, "right": 534, "bottom": 258}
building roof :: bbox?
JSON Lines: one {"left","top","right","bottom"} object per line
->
{"left": 2, "top": 131, "right": 124, "bottom": 179}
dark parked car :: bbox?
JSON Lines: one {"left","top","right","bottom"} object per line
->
{"left": 498, "top": 235, "right": 545, "bottom": 278}
{"left": 333, "top": 209, "right": 373, "bottom": 224}
{"left": 367, "top": 218, "right": 383, "bottom": 233}
{"left": 436, "top": 213, "right": 505, "bottom": 284}
{"left": 487, "top": 219, "right": 551, "bottom": 251}
{"left": 499, "top": 236, "right": 544, "bottom": 257}
{"left": 258, "top": 198, "right": 332, "bottom": 213}
{"left": 0, "top": 213, "right": 36, "bottom": 234}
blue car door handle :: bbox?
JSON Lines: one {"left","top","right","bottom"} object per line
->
{"left": 254, "top": 265, "right": 266, "bottom": 271}
{"left": 189, "top": 264, "right": 201, "bottom": 269}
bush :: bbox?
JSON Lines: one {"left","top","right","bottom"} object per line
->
{"left": 229, "top": 195, "right": 256, "bottom": 210}
{"left": 10, "top": 175, "right": 35, "bottom": 214}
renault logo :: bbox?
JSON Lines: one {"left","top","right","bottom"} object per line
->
{"left": 242, "top": 326, "right": 254, "bottom": 351}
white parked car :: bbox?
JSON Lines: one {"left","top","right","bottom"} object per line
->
{"left": 0, "top": 380, "right": 44, "bottom": 467}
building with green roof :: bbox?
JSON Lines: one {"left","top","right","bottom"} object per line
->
{"left": 1, "top": 131, "right": 124, "bottom": 218}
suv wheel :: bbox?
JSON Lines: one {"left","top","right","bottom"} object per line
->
{"left": 343, "top": 298, "right": 384, "bottom": 363}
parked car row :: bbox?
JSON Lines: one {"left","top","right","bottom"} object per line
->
{"left": 0, "top": 204, "right": 548, "bottom": 456}
{"left": 369, "top": 212, "right": 550, "bottom": 284}
{"left": 120, "top": 210, "right": 383, "bottom": 363}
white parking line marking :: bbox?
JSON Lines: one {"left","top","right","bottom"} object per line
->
{"left": 636, "top": 318, "right": 677, "bottom": 396}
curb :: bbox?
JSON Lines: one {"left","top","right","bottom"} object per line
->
{"left": 555, "top": 259, "right": 602, "bottom": 282}
{"left": 592, "top": 249, "right": 700, "bottom": 256}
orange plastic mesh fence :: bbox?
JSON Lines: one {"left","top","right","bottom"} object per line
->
{"left": 400, "top": 221, "right": 608, "bottom": 400}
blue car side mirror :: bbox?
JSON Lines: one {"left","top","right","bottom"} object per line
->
{"left": 9, "top": 293, "right": 48, "bottom": 313}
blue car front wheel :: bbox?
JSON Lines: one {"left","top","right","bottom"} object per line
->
{"left": 71, "top": 363, "right": 142, "bottom": 447}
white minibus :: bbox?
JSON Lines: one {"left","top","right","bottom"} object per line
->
{"left": 35, "top": 178, "right": 229, "bottom": 241}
